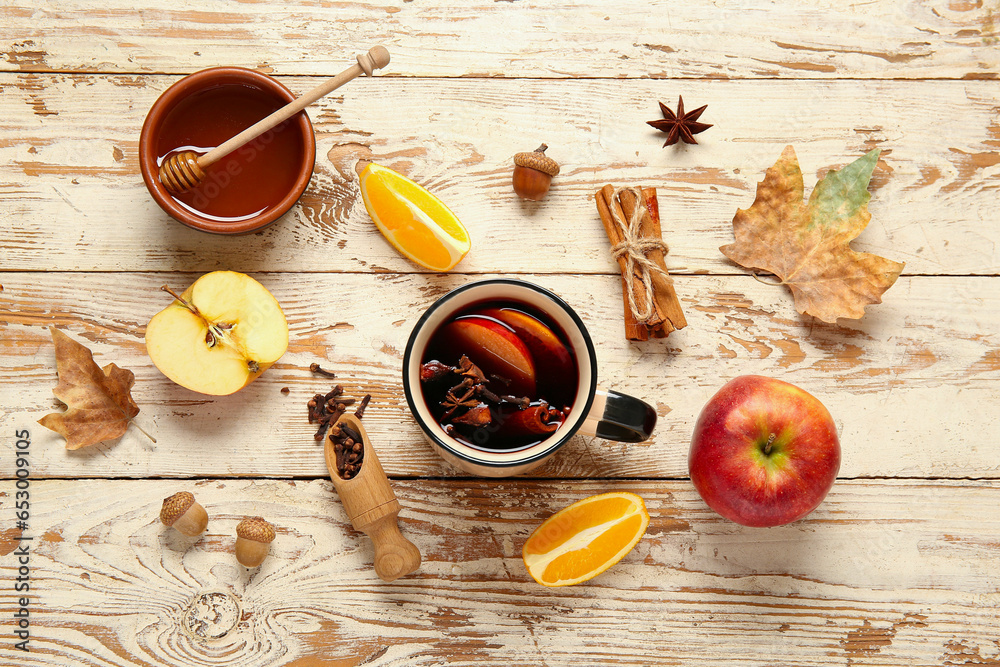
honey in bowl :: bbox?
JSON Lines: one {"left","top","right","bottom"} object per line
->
{"left": 155, "top": 83, "right": 306, "bottom": 222}
{"left": 419, "top": 300, "right": 579, "bottom": 452}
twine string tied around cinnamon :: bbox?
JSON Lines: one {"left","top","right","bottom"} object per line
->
{"left": 608, "top": 186, "right": 670, "bottom": 323}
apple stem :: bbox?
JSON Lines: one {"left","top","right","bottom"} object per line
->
{"left": 160, "top": 285, "right": 202, "bottom": 319}
{"left": 764, "top": 432, "right": 776, "bottom": 455}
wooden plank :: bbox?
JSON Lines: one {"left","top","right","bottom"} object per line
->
{"left": 1, "top": 1, "right": 998, "bottom": 79}
{"left": 0, "top": 479, "right": 997, "bottom": 666}
{"left": 1, "top": 75, "right": 997, "bottom": 275}
{"left": 3, "top": 272, "right": 998, "bottom": 480}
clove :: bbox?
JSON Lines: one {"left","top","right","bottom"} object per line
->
{"left": 306, "top": 386, "right": 372, "bottom": 446}
{"left": 310, "top": 362, "right": 337, "bottom": 378}
{"left": 331, "top": 423, "right": 365, "bottom": 480}
{"left": 355, "top": 394, "right": 371, "bottom": 419}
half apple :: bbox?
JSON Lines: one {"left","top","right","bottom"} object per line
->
{"left": 146, "top": 271, "right": 289, "bottom": 395}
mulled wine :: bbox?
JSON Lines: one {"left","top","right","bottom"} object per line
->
{"left": 419, "top": 300, "right": 578, "bottom": 452}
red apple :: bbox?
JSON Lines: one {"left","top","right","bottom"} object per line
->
{"left": 436, "top": 316, "right": 536, "bottom": 396}
{"left": 688, "top": 375, "right": 840, "bottom": 527}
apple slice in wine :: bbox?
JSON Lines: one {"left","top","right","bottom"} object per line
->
{"left": 435, "top": 316, "right": 536, "bottom": 397}
{"left": 475, "top": 307, "right": 576, "bottom": 404}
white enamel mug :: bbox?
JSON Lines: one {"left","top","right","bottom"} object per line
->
{"left": 402, "top": 279, "right": 657, "bottom": 477}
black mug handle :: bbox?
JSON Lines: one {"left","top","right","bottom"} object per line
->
{"left": 578, "top": 388, "right": 657, "bottom": 442}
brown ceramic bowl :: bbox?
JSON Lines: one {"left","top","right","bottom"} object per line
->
{"left": 139, "top": 67, "right": 316, "bottom": 235}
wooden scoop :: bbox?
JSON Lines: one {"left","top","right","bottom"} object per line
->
{"left": 158, "top": 45, "right": 390, "bottom": 195}
{"left": 324, "top": 413, "right": 421, "bottom": 582}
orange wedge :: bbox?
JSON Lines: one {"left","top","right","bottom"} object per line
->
{"left": 358, "top": 162, "right": 470, "bottom": 272}
{"left": 522, "top": 492, "right": 649, "bottom": 587}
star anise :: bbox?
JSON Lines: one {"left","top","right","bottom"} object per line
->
{"left": 440, "top": 378, "right": 481, "bottom": 420}
{"left": 421, "top": 355, "right": 531, "bottom": 428}
{"left": 646, "top": 96, "right": 712, "bottom": 146}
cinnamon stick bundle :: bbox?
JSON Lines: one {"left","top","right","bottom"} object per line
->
{"left": 595, "top": 185, "right": 687, "bottom": 340}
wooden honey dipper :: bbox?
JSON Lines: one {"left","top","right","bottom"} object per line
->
{"left": 158, "top": 45, "right": 390, "bottom": 195}
{"left": 324, "top": 413, "right": 421, "bottom": 582}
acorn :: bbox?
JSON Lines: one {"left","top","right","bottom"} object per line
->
{"left": 235, "top": 516, "right": 275, "bottom": 567}
{"left": 512, "top": 144, "right": 560, "bottom": 201}
{"left": 159, "top": 491, "right": 208, "bottom": 537}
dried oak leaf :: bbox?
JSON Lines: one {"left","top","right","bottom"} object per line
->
{"left": 721, "top": 146, "right": 904, "bottom": 323}
{"left": 38, "top": 328, "right": 150, "bottom": 449}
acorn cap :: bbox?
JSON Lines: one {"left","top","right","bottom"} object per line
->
{"left": 514, "top": 144, "right": 560, "bottom": 176}
{"left": 236, "top": 516, "right": 275, "bottom": 544}
{"left": 160, "top": 491, "right": 196, "bottom": 526}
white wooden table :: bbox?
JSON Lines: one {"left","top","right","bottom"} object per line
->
{"left": 2, "top": 2, "right": 998, "bottom": 664}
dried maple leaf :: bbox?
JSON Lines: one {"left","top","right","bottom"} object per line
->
{"left": 721, "top": 146, "right": 904, "bottom": 323}
{"left": 38, "top": 328, "right": 154, "bottom": 449}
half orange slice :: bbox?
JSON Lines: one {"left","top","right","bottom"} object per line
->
{"left": 358, "top": 162, "right": 470, "bottom": 272}
{"left": 522, "top": 492, "right": 650, "bottom": 587}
